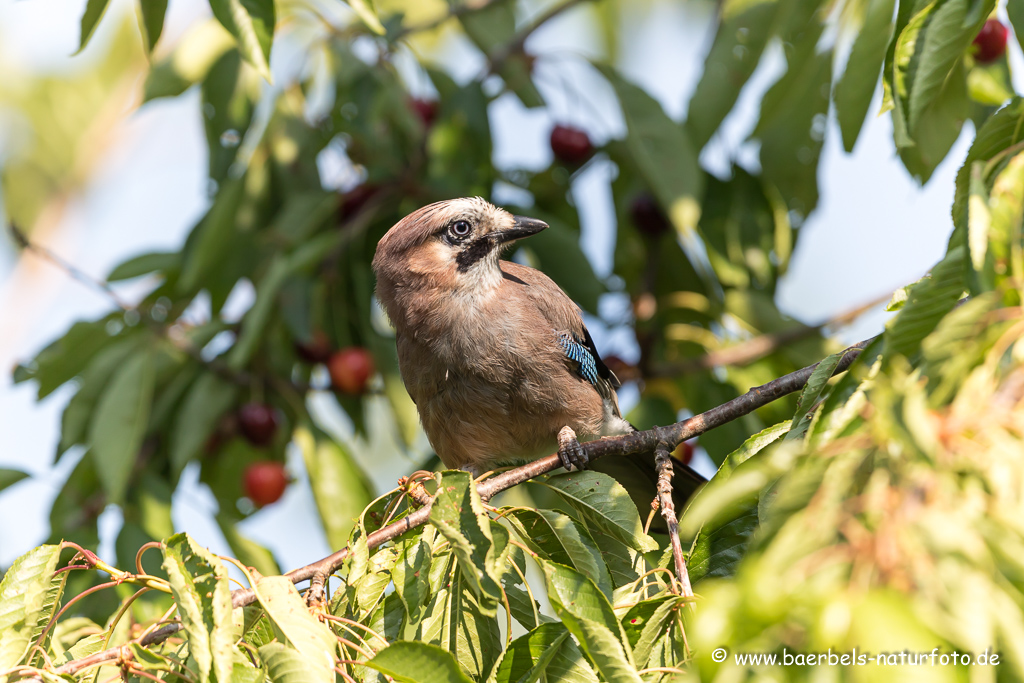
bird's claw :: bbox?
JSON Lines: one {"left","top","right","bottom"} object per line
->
{"left": 557, "top": 426, "right": 588, "bottom": 471}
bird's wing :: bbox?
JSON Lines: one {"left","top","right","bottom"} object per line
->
{"left": 500, "top": 261, "right": 621, "bottom": 404}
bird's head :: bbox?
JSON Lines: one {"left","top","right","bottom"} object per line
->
{"left": 373, "top": 197, "right": 548, "bottom": 308}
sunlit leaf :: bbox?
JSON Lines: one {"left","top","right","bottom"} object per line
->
{"left": 209, "top": 0, "right": 275, "bottom": 80}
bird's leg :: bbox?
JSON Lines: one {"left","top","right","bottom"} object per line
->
{"left": 557, "top": 426, "right": 589, "bottom": 471}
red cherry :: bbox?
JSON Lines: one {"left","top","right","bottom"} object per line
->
{"left": 673, "top": 440, "right": 695, "bottom": 466}
{"left": 630, "top": 194, "right": 671, "bottom": 238}
{"left": 238, "top": 403, "right": 279, "bottom": 447}
{"left": 328, "top": 347, "right": 375, "bottom": 395}
{"left": 410, "top": 98, "right": 439, "bottom": 128}
{"left": 550, "top": 124, "right": 593, "bottom": 166}
{"left": 244, "top": 461, "right": 288, "bottom": 507}
{"left": 973, "top": 19, "right": 1008, "bottom": 63}
{"left": 295, "top": 330, "right": 333, "bottom": 364}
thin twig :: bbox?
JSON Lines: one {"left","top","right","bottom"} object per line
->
{"left": 54, "top": 335, "right": 874, "bottom": 675}
{"left": 654, "top": 443, "right": 690, "bottom": 598}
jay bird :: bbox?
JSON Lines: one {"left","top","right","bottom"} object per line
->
{"left": 372, "top": 197, "right": 704, "bottom": 512}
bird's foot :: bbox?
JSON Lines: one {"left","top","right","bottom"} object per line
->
{"left": 557, "top": 426, "right": 589, "bottom": 472}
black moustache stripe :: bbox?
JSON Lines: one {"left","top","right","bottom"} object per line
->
{"left": 455, "top": 237, "right": 495, "bottom": 272}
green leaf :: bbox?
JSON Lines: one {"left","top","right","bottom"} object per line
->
{"left": 622, "top": 596, "right": 685, "bottom": 668}
{"left": 0, "top": 545, "right": 63, "bottom": 670}
{"left": 179, "top": 176, "right": 246, "bottom": 293}
{"left": 685, "top": 0, "right": 784, "bottom": 150}
{"left": 416, "top": 560, "right": 501, "bottom": 679}
{"left": 58, "top": 337, "right": 143, "bottom": 458}
{"left": 259, "top": 641, "right": 324, "bottom": 683}
{"left": 88, "top": 348, "right": 156, "bottom": 503}
{"left": 428, "top": 471, "right": 504, "bottom": 615}
{"left": 77, "top": 0, "right": 112, "bottom": 54}
{"left": 253, "top": 576, "right": 335, "bottom": 681}
{"left": 294, "top": 427, "right": 374, "bottom": 550}
{"left": 906, "top": 0, "right": 992, "bottom": 131}
{"left": 209, "top": 0, "right": 276, "bottom": 80}
{"left": 785, "top": 351, "right": 844, "bottom": 442}
{"left": 346, "top": 0, "right": 384, "bottom": 34}
{"left": 953, "top": 98, "right": 1024, "bottom": 228}
{"left": 107, "top": 251, "right": 178, "bottom": 281}
{"left": 365, "top": 642, "right": 474, "bottom": 683}
{"left": 884, "top": 246, "right": 966, "bottom": 360}
{"left": 170, "top": 373, "right": 238, "bottom": 474}
{"left": 754, "top": 32, "right": 832, "bottom": 217}
{"left": 835, "top": 0, "right": 896, "bottom": 151}
{"left": 686, "top": 507, "right": 759, "bottom": 584}
{"left": 138, "top": 0, "right": 168, "bottom": 52}
{"left": 541, "top": 560, "right": 642, "bottom": 683}
{"left": 495, "top": 622, "right": 598, "bottom": 683}
{"left": 1010, "top": 0, "right": 1024, "bottom": 53}
{"left": 0, "top": 468, "right": 29, "bottom": 494}
{"left": 506, "top": 509, "right": 612, "bottom": 598}
{"left": 17, "top": 317, "right": 119, "bottom": 400}
{"left": 392, "top": 535, "right": 432, "bottom": 623}
{"left": 537, "top": 470, "right": 659, "bottom": 553}
{"left": 599, "top": 66, "right": 703, "bottom": 235}
{"left": 143, "top": 19, "right": 237, "bottom": 101}
{"left": 968, "top": 160, "right": 993, "bottom": 275}
{"left": 460, "top": 1, "right": 544, "bottom": 108}
{"left": 162, "top": 533, "right": 236, "bottom": 683}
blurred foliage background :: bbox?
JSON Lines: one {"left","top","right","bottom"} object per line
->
{"left": 3, "top": 0, "right": 1024, "bottom": 679}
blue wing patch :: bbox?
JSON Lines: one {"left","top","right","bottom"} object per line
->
{"left": 557, "top": 332, "right": 599, "bottom": 385}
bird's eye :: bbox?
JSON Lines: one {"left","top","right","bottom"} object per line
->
{"left": 449, "top": 220, "right": 472, "bottom": 238}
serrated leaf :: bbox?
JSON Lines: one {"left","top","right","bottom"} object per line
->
{"left": 0, "top": 545, "right": 63, "bottom": 670}
{"left": 968, "top": 160, "right": 992, "bottom": 274}
{"left": 835, "top": 0, "right": 896, "bottom": 151}
{"left": 884, "top": 246, "right": 966, "bottom": 359}
{"left": 537, "top": 470, "right": 658, "bottom": 553}
{"left": 259, "top": 641, "right": 324, "bottom": 683}
{"left": 622, "top": 596, "right": 684, "bottom": 668}
{"left": 506, "top": 509, "right": 612, "bottom": 598}
{"left": 785, "top": 351, "right": 844, "bottom": 442}
{"left": 495, "top": 622, "right": 598, "bottom": 683}
{"left": 209, "top": 0, "right": 275, "bottom": 80}
{"left": 541, "top": 560, "right": 642, "bottom": 683}
{"left": 953, "top": 98, "right": 1024, "bottom": 228}
{"left": 599, "top": 66, "right": 703, "bottom": 235}
{"left": 88, "top": 348, "right": 156, "bottom": 503}
{"left": 416, "top": 560, "right": 501, "bottom": 679}
{"left": 254, "top": 576, "right": 335, "bottom": 682}
{"left": 392, "top": 536, "right": 432, "bottom": 623}
{"left": 162, "top": 533, "right": 236, "bottom": 683}
{"left": 365, "top": 642, "right": 474, "bottom": 683}
{"left": 428, "top": 471, "right": 503, "bottom": 616}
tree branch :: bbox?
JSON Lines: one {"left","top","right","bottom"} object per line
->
{"left": 53, "top": 335, "right": 874, "bottom": 676}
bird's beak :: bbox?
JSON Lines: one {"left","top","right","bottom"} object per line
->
{"left": 495, "top": 215, "right": 549, "bottom": 244}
